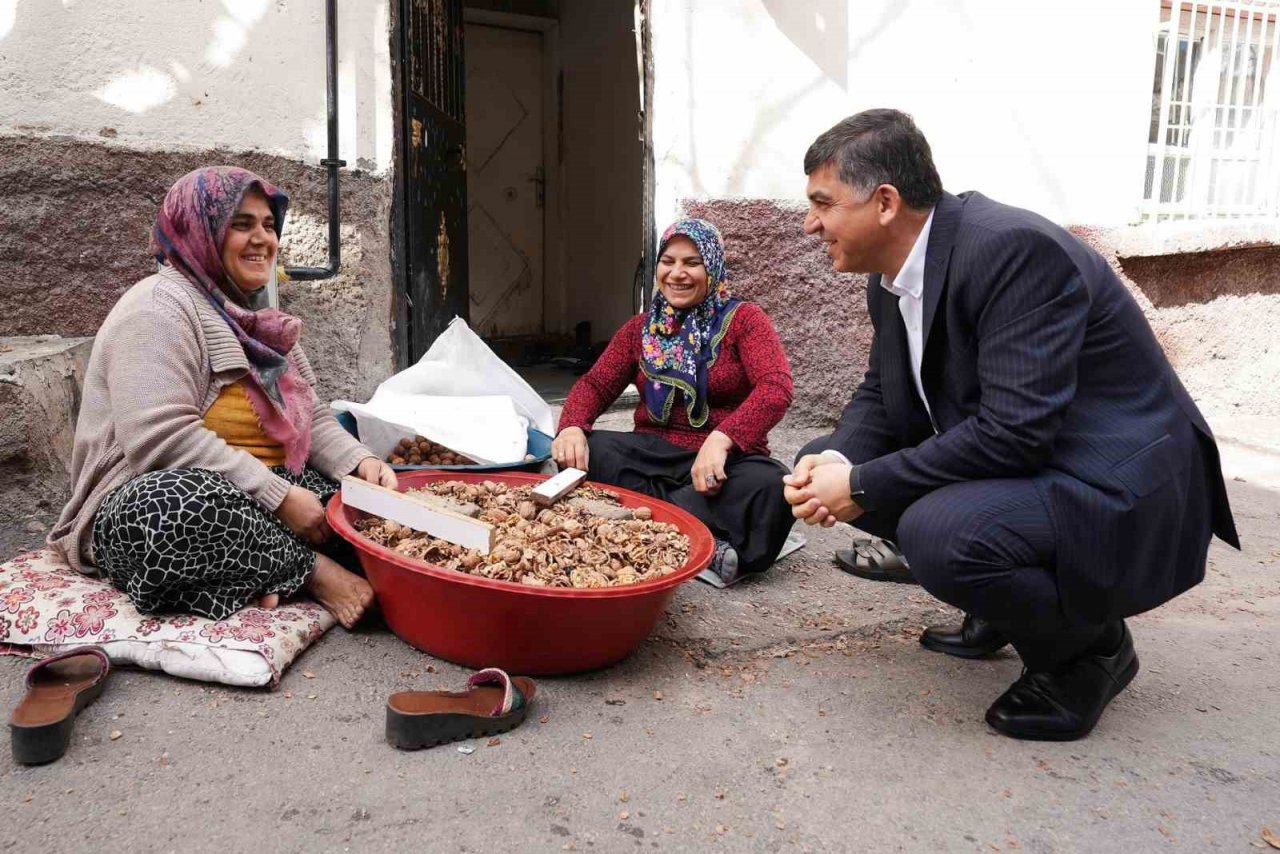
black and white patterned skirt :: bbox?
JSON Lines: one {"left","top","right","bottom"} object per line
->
{"left": 91, "top": 467, "right": 342, "bottom": 621}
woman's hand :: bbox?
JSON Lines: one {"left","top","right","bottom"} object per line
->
{"left": 355, "top": 456, "right": 398, "bottom": 490}
{"left": 552, "top": 427, "right": 590, "bottom": 471}
{"left": 692, "top": 430, "right": 734, "bottom": 495}
{"left": 274, "top": 485, "right": 330, "bottom": 544}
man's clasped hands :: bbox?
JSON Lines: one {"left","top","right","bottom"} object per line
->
{"left": 783, "top": 454, "right": 862, "bottom": 528}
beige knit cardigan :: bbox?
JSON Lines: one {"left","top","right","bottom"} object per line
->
{"left": 49, "top": 267, "right": 374, "bottom": 574}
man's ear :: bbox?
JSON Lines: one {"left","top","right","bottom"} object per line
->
{"left": 875, "top": 184, "right": 903, "bottom": 226}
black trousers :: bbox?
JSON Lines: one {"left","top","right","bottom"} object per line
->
{"left": 92, "top": 467, "right": 353, "bottom": 621}
{"left": 797, "top": 437, "right": 1113, "bottom": 669}
{"left": 587, "top": 431, "right": 795, "bottom": 576}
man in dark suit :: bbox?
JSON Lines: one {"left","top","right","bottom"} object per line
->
{"left": 785, "top": 109, "right": 1239, "bottom": 741}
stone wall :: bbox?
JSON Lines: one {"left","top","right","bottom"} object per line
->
{"left": 1118, "top": 245, "right": 1280, "bottom": 308}
{"left": 0, "top": 135, "right": 395, "bottom": 405}
{"left": 682, "top": 198, "right": 871, "bottom": 427}
{"left": 685, "top": 197, "right": 1280, "bottom": 430}
{"left": 1098, "top": 234, "right": 1280, "bottom": 424}
{"left": 0, "top": 337, "right": 93, "bottom": 556}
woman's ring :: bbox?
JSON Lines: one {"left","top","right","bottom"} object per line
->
{"left": 705, "top": 474, "right": 717, "bottom": 487}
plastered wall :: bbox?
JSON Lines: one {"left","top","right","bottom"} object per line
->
{"left": 651, "top": 0, "right": 1158, "bottom": 229}
{"left": 0, "top": 0, "right": 394, "bottom": 171}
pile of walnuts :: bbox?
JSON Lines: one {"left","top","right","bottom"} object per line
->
{"left": 356, "top": 480, "right": 690, "bottom": 589}
{"left": 388, "top": 436, "right": 475, "bottom": 466}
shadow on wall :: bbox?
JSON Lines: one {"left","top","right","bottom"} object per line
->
{"left": 718, "top": 1, "right": 905, "bottom": 198}
{"left": 0, "top": 0, "right": 380, "bottom": 164}
{"left": 761, "top": 0, "right": 849, "bottom": 90}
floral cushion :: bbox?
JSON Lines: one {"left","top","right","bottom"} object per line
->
{"left": 0, "top": 549, "right": 335, "bottom": 688}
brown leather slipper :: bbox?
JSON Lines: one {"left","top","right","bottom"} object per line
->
{"left": 386, "top": 668, "right": 536, "bottom": 750}
{"left": 9, "top": 646, "right": 111, "bottom": 765}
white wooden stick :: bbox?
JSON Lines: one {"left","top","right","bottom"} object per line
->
{"left": 341, "top": 476, "right": 495, "bottom": 554}
{"left": 532, "top": 467, "right": 588, "bottom": 507}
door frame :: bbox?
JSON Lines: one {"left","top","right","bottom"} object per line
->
{"left": 389, "top": 0, "right": 411, "bottom": 368}
{"left": 390, "top": 0, "right": 472, "bottom": 368}
{"left": 390, "top": 3, "right": 652, "bottom": 366}
{"left": 462, "top": 8, "right": 563, "bottom": 343}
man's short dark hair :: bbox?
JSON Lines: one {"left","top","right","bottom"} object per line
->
{"left": 804, "top": 109, "right": 943, "bottom": 209}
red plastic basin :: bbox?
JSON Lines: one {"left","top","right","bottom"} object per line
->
{"left": 326, "top": 470, "right": 714, "bottom": 675}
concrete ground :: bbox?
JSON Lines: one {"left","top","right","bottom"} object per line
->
{"left": 1, "top": 423, "right": 1278, "bottom": 853}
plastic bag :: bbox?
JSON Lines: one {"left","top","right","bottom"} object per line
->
{"left": 332, "top": 318, "right": 554, "bottom": 465}
{"left": 378, "top": 318, "right": 554, "bottom": 435}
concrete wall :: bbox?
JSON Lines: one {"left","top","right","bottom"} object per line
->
{"left": 0, "top": 0, "right": 643, "bottom": 388}
{"left": 0, "top": 0, "right": 394, "bottom": 172}
{"left": 0, "top": 136, "right": 394, "bottom": 405}
{"left": 650, "top": 0, "right": 1159, "bottom": 229}
{"left": 0, "top": 337, "right": 93, "bottom": 556}
{"left": 686, "top": 191, "right": 1280, "bottom": 429}
{"left": 0, "top": 1, "right": 396, "bottom": 405}
{"left": 655, "top": 0, "right": 1280, "bottom": 429}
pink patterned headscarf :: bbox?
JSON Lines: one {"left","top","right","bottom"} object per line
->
{"left": 150, "top": 166, "right": 314, "bottom": 474}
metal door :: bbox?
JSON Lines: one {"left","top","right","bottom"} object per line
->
{"left": 398, "top": 0, "right": 468, "bottom": 362}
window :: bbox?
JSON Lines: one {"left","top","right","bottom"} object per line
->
{"left": 1144, "top": 0, "right": 1280, "bottom": 221}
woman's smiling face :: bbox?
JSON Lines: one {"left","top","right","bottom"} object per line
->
{"left": 656, "top": 235, "right": 710, "bottom": 309}
{"left": 220, "top": 187, "right": 279, "bottom": 294}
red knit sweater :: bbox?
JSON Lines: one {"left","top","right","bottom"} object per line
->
{"left": 558, "top": 302, "right": 793, "bottom": 456}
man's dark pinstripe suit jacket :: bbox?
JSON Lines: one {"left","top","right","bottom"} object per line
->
{"left": 830, "top": 191, "right": 1240, "bottom": 624}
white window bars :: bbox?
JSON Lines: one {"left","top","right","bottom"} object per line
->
{"left": 1144, "top": 0, "right": 1280, "bottom": 222}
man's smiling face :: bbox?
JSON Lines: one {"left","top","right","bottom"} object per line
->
{"left": 803, "top": 163, "right": 881, "bottom": 274}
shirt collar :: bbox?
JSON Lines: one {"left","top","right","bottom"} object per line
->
{"left": 883, "top": 207, "right": 936, "bottom": 300}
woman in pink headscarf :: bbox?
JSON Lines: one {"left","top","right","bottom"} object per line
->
{"left": 49, "top": 166, "right": 390, "bottom": 628}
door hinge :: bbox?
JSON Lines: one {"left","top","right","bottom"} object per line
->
{"left": 528, "top": 166, "right": 545, "bottom": 209}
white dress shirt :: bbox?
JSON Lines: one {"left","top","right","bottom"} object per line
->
{"left": 822, "top": 209, "right": 938, "bottom": 469}
{"left": 887, "top": 207, "right": 935, "bottom": 425}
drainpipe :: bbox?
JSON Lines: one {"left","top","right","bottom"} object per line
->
{"left": 284, "top": 0, "right": 345, "bottom": 281}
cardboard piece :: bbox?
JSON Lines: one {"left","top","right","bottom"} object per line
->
{"left": 341, "top": 476, "right": 495, "bottom": 554}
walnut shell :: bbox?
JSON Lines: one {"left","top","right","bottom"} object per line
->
{"left": 356, "top": 481, "right": 689, "bottom": 589}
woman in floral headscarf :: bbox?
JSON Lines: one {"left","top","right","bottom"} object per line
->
{"left": 553, "top": 219, "right": 795, "bottom": 587}
{"left": 49, "top": 166, "right": 391, "bottom": 627}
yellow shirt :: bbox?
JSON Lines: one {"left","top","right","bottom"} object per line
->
{"left": 202, "top": 381, "right": 286, "bottom": 466}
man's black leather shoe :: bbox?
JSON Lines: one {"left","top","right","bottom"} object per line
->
{"left": 985, "top": 622, "right": 1138, "bottom": 741}
{"left": 919, "top": 614, "right": 1009, "bottom": 658}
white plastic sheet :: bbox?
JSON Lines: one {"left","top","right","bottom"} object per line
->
{"left": 334, "top": 393, "right": 527, "bottom": 465}
{"left": 332, "top": 317, "right": 554, "bottom": 465}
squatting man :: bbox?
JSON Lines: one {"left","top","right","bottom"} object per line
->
{"left": 783, "top": 109, "right": 1238, "bottom": 742}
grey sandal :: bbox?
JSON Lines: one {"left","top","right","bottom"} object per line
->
{"left": 834, "top": 539, "right": 916, "bottom": 584}
{"left": 696, "top": 539, "right": 742, "bottom": 589}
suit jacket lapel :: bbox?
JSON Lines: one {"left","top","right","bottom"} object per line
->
{"left": 921, "top": 191, "right": 964, "bottom": 352}
{"left": 875, "top": 277, "right": 933, "bottom": 441}
{"left": 877, "top": 278, "right": 905, "bottom": 420}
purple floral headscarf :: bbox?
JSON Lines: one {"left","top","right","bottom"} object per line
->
{"left": 640, "top": 218, "right": 742, "bottom": 427}
{"left": 150, "top": 166, "right": 314, "bottom": 473}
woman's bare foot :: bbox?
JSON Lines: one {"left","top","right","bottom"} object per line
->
{"left": 256, "top": 593, "right": 281, "bottom": 609}
{"left": 305, "top": 553, "right": 375, "bottom": 629}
